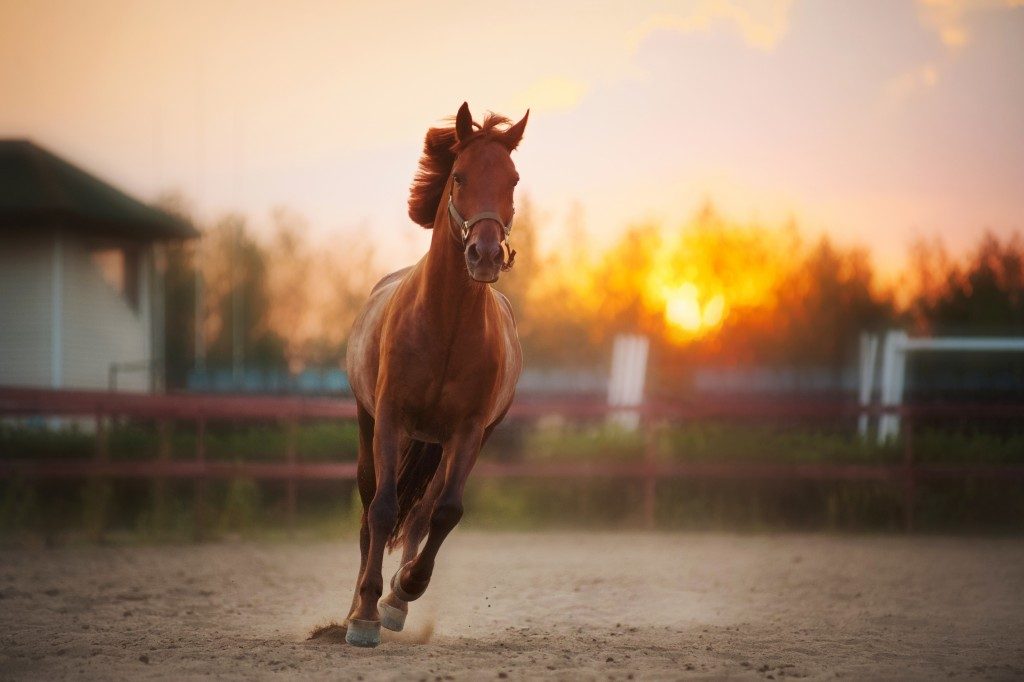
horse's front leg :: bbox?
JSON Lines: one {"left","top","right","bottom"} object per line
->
{"left": 388, "top": 425, "right": 483, "bottom": 604}
{"left": 346, "top": 411, "right": 402, "bottom": 648}
{"left": 345, "top": 404, "right": 375, "bottom": 622}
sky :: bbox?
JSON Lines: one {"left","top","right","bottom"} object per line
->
{"left": 2, "top": 0, "right": 1023, "bottom": 276}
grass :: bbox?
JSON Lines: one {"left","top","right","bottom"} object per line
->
{"left": 1, "top": 417, "right": 1022, "bottom": 543}
{"left": 523, "top": 419, "right": 1024, "bottom": 465}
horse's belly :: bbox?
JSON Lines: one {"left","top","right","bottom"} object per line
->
{"left": 407, "top": 427, "right": 442, "bottom": 444}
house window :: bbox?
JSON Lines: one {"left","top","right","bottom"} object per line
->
{"left": 90, "top": 245, "right": 141, "bottom": 310}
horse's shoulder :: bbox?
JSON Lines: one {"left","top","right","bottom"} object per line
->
{"left": 370, "top": 266, "right": 414, "bottom": 295}
{"left": 490, "top": 287, "right": 516, "bottom": 325}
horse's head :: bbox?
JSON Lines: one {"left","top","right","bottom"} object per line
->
{"left": 408, "top": 102, "right": 528, "bottom": 284}
{"left": 450, "top": 103, "right": 528, "bottom": 283}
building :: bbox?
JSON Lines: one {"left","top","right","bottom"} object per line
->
{"left": 0, "top": 140, "right": 198, "bottom": 392}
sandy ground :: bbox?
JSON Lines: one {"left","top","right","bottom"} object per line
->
{"left": 1, "top": 532, "right": 1023, "bottom": 681}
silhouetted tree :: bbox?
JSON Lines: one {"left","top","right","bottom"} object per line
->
{"left": 910, "top": 231, "right": 1024, "bottom": 335}
{"left": 203, "top": 214, "right": 286, "bottom": 371}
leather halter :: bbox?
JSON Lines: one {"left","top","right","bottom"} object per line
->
{"left": 447, "top": 193, "right": 516, "bottom": 270}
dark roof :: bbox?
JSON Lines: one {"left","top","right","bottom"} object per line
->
{"left": 0, "top": 139, "right": 198, "bottom": 241}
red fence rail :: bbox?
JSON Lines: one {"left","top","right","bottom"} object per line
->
{"left": 2, "top": 386, "right": 1023, "bottom": 532}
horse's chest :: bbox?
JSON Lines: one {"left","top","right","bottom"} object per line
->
{"left": 398, "top": 342, "right": 518, "bottom": 439}
{"left": 402, "top": 359, "right": 497, "bottom": 421}
{"left": 354, "top": 279, "right": 521, "bottom": 439}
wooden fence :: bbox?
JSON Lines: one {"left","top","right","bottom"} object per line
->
{"left": 1, "top": 386, "right": 1023, "bottom": 532}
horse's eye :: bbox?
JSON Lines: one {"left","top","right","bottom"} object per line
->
{"left": 453, "top": 173, "right": 465, "bottom": 186}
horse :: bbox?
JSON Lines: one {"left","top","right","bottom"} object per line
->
{"left": 342, "top": 102, "right": 528, "bottom": 647}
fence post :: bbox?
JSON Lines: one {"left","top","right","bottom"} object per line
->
{"left": 858, "top": 333, "right": 879, "bottom": 439}
{"left": 194, "top": 415, "right": 207, "bottom": 541}
{"left": 154, "top": 419, "right": 172, "bottom": 534}
{"left": 642, "top": 416, "right": 658, "bottom": 529}
{"left": 902, "top": 411, "right": 915, "bottom": 533}
{"left": 88, "top": 411, "right": 109, "bottom": 543}
{"left": 285, "top": 418, "right": 298, "bottom": 532}
{"left": 95, "top": 412, "right": 108, "bottom": 462}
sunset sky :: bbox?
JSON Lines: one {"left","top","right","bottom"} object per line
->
{"left": 2, "top": 0, "right": 1023, "bottom": 276}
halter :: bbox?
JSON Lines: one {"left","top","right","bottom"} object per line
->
{"left": 447, "top": 194, "right": 517, "bottom": 271}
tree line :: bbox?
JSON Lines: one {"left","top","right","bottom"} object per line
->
{"left": 156, "top": 193, "right": 1024, "bottom": 390}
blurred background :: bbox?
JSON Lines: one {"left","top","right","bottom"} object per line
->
{"left": 1, "top": 0, "right": 1023, "bottom": 542}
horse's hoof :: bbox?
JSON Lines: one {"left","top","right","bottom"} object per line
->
{"left": 379, "top": 599, "right": 407, "bottom": 632}
{"left": 390, "top": 562, "right": 420, "bottom": 602}
{"left": 345, "top": 619, "right": 381, "bottom": 648}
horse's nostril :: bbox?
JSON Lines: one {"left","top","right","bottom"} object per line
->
{"left": 489, "top": 244, "right": 504, "bottom": 266}
{"left": 466, "top": 244, "right": 480, "bottom": 264}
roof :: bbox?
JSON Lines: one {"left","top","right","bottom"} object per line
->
{"left": 0, "top": 139, "right": 198, "bottom": 241}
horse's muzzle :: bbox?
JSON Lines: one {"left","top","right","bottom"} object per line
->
{"left": 465, "top": 241, "right": 504, "bottom": 282}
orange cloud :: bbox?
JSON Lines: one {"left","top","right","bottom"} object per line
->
{"left": 916, "top": 0, "right": 1023, "bottom": 48}
{"left": 628, "top": 0, "right": 795, "bottom": 52}
{"left": 883, "top": 63, "right": 941, "bottom": 108}
{"left": 511, "top": 77, "right": 588, "bottom": 114}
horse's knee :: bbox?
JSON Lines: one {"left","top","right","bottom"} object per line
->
{"left": 430, "top": 499, "right": 463, "bottom": 534}
{"left": 368, "top": 488, "right": 398, "bottom": 533}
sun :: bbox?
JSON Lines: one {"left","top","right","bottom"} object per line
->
{"left": 659, "top": 282, "right": 728, "bottom": 340}
{"left": 663, "top": 283, "right": 702, "bottom": 332}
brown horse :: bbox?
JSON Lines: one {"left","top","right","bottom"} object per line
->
{"left": 343, "top": 103, "right": 528, "bottom": 647}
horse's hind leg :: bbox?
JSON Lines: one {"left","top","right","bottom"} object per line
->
{"left": 379, "top": 470, "right": 442, "bottom": 631}
{"left": 390, "top": 426, "right": 483, "bottom": 605}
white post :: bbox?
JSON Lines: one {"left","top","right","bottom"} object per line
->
{"left": 890, "top": 331, "right": 908, "bottom": 440}
{"left": 878, "top": 330, "right": 908, "bottom": 444}
{"left": 608, "top": 334, "right": 649, "bottom": 430}
{"left": 877, "top": 331, "right": 896, "bottom": 444}
{"left": 858, "top": 333, "right": 879, "bottom": 438}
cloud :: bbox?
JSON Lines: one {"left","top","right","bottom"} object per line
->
{"left": 511, "top": 76, "right": 588, "bottom": 114}
{"left": 916, "top": 0, "right": 1023, "bottom": 48}
{"left": 883, "top": 63, "right": 941, "bottom": 107}
{"left": 627, "top": 0, "right": 795, "bottom": 52}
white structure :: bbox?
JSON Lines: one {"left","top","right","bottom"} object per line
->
{"left": 0, "top": 140, "right": 197, "bottom": 392}
{"left": 857, "top": 333, "right": 880, "bottom": 438}
{"left": 607, "top": 333, "right": 649, "bottom": 430}
{"left": 859, "top": 330, "right": 1024, "bottom": 443}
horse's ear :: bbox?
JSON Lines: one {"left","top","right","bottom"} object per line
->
{"left": 503, "top": 109, "right": 529, "bottom": 151}
{"left": 455, "top": 102, "right": 474, "bottom": 143}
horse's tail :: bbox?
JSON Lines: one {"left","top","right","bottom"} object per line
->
{"left": 386, "top": 439, "right": 443, "bottom": 552}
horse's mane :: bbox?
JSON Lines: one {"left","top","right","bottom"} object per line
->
{"left": 408, "top": 113, "right": 512, "bottom": 228}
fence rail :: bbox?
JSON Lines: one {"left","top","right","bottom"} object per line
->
{"left": 2, "top": 386, "right": 1023, "bottom": 532}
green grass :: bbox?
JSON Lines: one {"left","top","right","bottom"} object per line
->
{"left": 1, "top": 418, "right": 1022, "bottom": 543}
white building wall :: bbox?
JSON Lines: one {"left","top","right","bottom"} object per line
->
{"left": 61, "top": 237, "right": 153, "bottom": 392}
{"left": 0, "top": 232, "right": 54, "bottom": 387}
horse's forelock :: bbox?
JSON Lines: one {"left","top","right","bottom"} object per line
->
{"left": 407, "top": 113, "right": 515, "bottom": 229}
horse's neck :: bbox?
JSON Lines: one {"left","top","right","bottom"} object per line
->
{"left": 416, "top": 215, "right": 489, "bottom": 330}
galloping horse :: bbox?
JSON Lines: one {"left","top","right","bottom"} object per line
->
{"left": 343, "top": 103, "right": 528, "bottom": 647}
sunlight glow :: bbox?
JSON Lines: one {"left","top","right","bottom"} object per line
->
{"left": 659, "top": 283, "right": 729, "bottom": 338}
{"left": 664, "top": 283, "right": 703, "bottom": 332}
{"left": 590, "top": 210, "right": 802, "bottom": 345}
